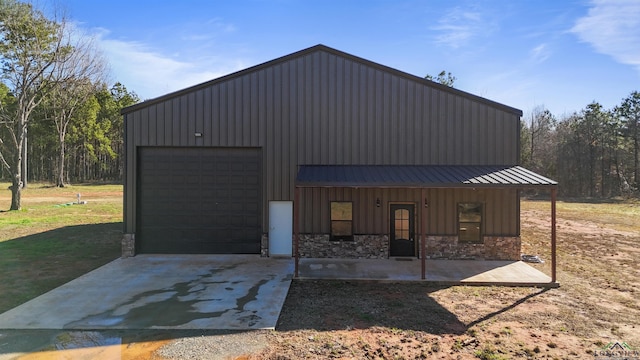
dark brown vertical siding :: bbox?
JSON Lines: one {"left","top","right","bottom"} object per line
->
{"left": 264, "top": 67, "right": 274, "bottom": 202}
{"left": 177, "top": 96, "right": 185, "bottom": 145}
{"left": 412, "top": 83, "right": 422, "bottom": 163}
{"left": 195, "top": 89, "right": 203, "bottom": 146}
{"left": 470, "top": 101, "right": 479, "bottom": 164}
{"left": 155, "top": 101, "right": 163, "bottom": 143}
{"left": 356, "top": 64, "right": 365, "bottom": 163}
{"left": 164, "top": 102, "right": 171, "bottom": 145}
{"left": 148, "top": 106, "right": 157, "bottom": 145}
{"left": 490, "top": 108, "right": 501, "bottom": 163}
{"left": 224, "top": 80, "right": 233, "bottom": 145}
{"left": 271, "top": 66, "right": 281, "bottom": 199}
{"left": 229, "top": 79, "right": 238, "bottom": 145}
{"left": 287, "top": 66, "right": 298, "bottom": 198}
{"left": 487, "top": 190, "right": 505, "bottom": 234}
{"left": 508, "top": 189, "right": 518, "bottom": 234}
{"left": 211, "top": 84, "right": 220, "bottom": 145}
{"left": 124, "top": 49, "right": 521, "bottom": 235}
{"left": 280, "top": 63, "right": 290, "bottom": 196}
{"left": 187, "top": 93, "right": 195, "bottom": 146}
{"left": 249, "top": 73, "right": 258, "bottom": 145}
{"left": 203, "top": 87, "right": 212, "bottom": 146}
{"left": 124, "top": 113, "right": 135, "bottom": 231}
{"left": 218, "top": 82, "right": 228, "bottom": 146}
{"left": 330, "top": 55, "right": 339, "bottom": 164}
{"left": 169, "top": 99, "right": 178, "bottom": 146}
{"left": 137, "top": 108, "right": 147, "bottom": 145}
{"left": 431, "top": 89, "right": 440, "bottom": 157}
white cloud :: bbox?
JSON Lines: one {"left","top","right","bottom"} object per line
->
{"left": 91, "top": 29, "right": 247, "bottom": 100}
{"left": 180, "top": 18, "right": 236, "bottom": 42}
{"left": 206, "top": 17, "right": 237, "bottom": 33}
{"left": 530, "top": 43, "right": 550, "bottom": 63}
{"left": 571, "top": 0, "right": 640, "bottom": 72}
{"left": 431, "top": 6, "right": 496, "bottom": 49}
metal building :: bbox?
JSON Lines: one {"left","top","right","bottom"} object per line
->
{"left": 121, "top": 45, "right": 557, "bottom": 272}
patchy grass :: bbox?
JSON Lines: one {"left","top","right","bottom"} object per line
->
{"left": 0, "top": 183, "right": 122, "bottom": 313}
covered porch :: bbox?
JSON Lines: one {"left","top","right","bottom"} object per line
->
{"left": 297, "top": 258, "right": 556, "bottom": 287}
{"left": 293, "top": 165, "right": 559, "bottom": 287}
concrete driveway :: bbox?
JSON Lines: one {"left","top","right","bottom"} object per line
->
{"left": 0, "top": 255, "right": 293, "bottom": 330}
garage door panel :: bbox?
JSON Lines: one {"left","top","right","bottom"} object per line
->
{"left": 245, "top": 177, "right": 259, "bottom": 186}
{"left": 137, "top": 147, "right": 262, "bottom": 254}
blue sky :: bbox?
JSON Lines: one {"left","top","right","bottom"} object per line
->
{"left": 63, "top": 0, "right": 640, "bottom": 118}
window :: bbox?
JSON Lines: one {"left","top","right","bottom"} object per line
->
{"left": 458, "top": 203, "right": 482, "bottom": 243}
{"left": 330, "top": 202, "right": 353, "bottom": 241}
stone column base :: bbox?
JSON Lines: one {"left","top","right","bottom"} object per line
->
{"left": 121, "top": 234, "right": 135, "bottom": 258}
{"left": 484, "top": 236, "right": 521, "bottom": 260}
{"left": 261, "top": 233, "right": 269, "bottom": 257}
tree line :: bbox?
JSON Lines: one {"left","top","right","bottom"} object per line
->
{"left": 521, "top": 91, "right": 640, "bottom": 198}
{"left": 0, "top": 0, "right": 139, "bottom": 210}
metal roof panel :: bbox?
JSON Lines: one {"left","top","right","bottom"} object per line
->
{"left": 296, "top": 165, "right": 557, "bottom": 188}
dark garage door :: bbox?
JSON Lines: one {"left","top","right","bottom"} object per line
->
{"left": 137, "top": 147, "right": 262, "bottom": 254}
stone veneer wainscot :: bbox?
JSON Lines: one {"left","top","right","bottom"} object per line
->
{"left": 291, "top": 234, "right": 520, "bottom": 260}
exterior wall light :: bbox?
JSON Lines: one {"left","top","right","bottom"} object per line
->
{"left": 194, "top": 132, "right": 203, "bottom": 137}
{"left": 376, "top": 198, "right": 381, "bottom": 207}
{"left": 424, "top": 198, "right": 429, "bottom": 208}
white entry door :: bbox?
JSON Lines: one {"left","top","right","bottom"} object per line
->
{"left": 269, "top": 201, "right": 293, "bottom": 256}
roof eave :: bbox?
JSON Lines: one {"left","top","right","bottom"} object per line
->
{"left": 295, "top": 182, "right": 558, "bottom": 189}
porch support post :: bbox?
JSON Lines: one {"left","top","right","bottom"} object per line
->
{"left": 421, "top": 188, "right": 427, "bottom": 280}
{"left": 294, "top": 186, "right": 300, "bottom": 278}
{"left": 551, "top": 187, "right": 557, "bottom": 283}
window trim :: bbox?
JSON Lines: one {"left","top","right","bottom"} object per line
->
{"left": 457, "top": 202, "right": 483, "bottom": 243}
{"left": 330, "top": 201, "right": 354, "bottom": 241}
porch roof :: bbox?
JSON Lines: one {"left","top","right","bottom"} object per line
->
{"left": 295, "top": 165, "right": 557, "bottom": 188}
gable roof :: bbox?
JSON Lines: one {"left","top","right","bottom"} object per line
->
{"left": 122, "top": 44, "right": 523, "bottom": 116}
{"left": 296, "top": 165, "right": 557, "bottom": 188}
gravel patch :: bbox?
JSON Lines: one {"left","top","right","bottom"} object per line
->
{"left": 157, "top": 330, "right": 269, "bottom": 360}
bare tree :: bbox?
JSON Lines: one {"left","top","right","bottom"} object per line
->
{"left": 47, "top": 26, "right": 108, "bottom": 187}
{"left": 524, "top": 106, "right": 556, "bottom": 176}
{"left": 0, "top": 0, "right": 64, "bottom": 210}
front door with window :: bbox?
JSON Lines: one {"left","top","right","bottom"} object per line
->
{"left": 390, "top": 204, "right": 415, "bottom": 257}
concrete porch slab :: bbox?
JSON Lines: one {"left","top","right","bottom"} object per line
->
{"left": 0, "top": 255, "right": 294, "bottom": 330}
{"left": 297, "top": 258, "right": 556, "bottom": 287}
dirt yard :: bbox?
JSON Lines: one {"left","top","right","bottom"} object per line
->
{"left": 250, "top": 200, "right": 640, "bottom": 359}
